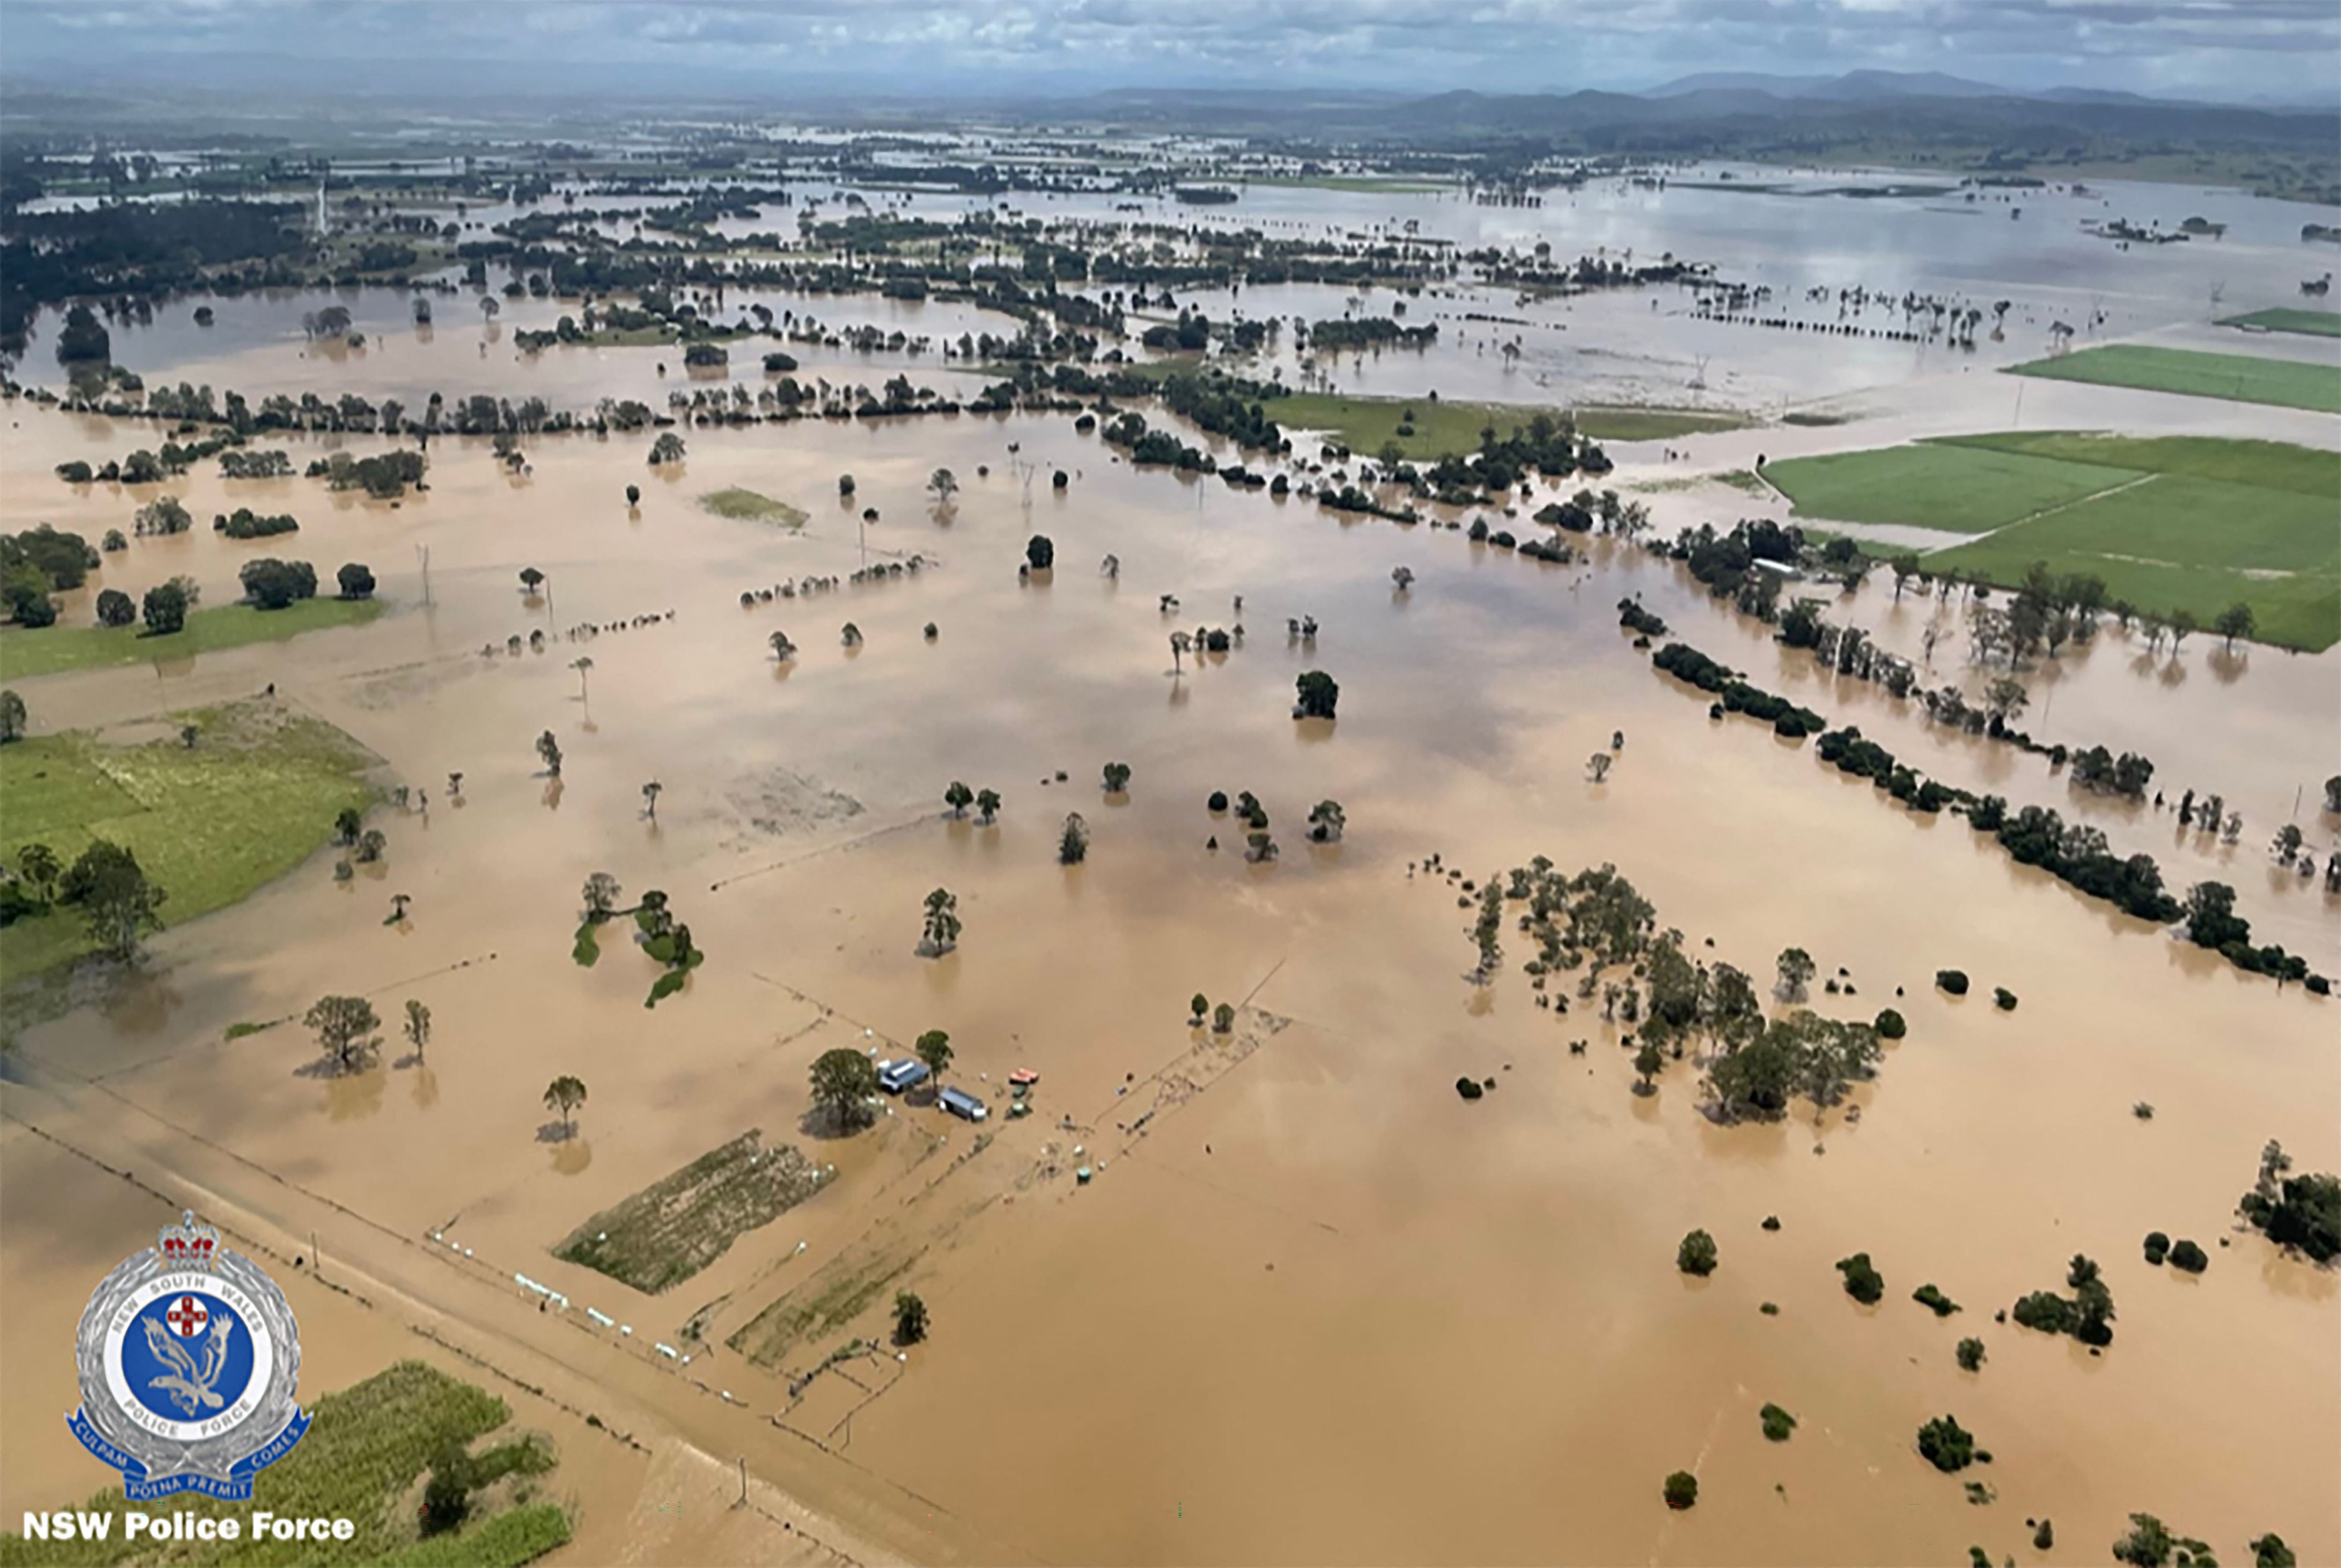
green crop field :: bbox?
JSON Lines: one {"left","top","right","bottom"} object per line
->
{"left": 1762, "top": 443, "right": 2142, "bottom": 533}
{"left": 0, "top": 702, "right": 377, "bottom": 983}
{"left": 0, "top": 597, "right": 383, "bottom": 681}
{"left": 2218, "top": 308, "right": 2341, "bottom": 339}
{"left": 0, "top": 1361, "right": 570, "bottom": 1568}
{"left": 1266, "top": 393, "right": 1742, "bottom": 459}
{"left": 1769, "top": 431, "right": 2341, "bottom": 651}
{"left": 2007, "top": 344, "right": 2341, "bottom": 412}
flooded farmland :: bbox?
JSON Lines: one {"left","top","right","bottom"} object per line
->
{"left": 2, "top": 132, "right": 2337, "bottom": 1568}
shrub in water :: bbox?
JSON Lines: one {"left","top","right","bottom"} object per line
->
{"left": 1837, "top": 1252, "right": 1885, "bottom": 1304}
{"left": 1917, "top": 1414, "right": 1976, "bottom": 1472}
{"left": 1936, "top": 969, "right": 1969, "bottom": 995}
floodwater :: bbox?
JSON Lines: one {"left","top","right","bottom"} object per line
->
{"left": 22, "top": 163, "right": 2341, "bottom": 420}
{"left": 2, "top": 364, "right": 2334, "bottom": 1566}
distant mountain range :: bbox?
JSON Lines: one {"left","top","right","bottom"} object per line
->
{"left": 921, "top": 74, "right": 2337, "bottom": 150}
{"left": 1637, "top": 69, "right": 2282, "bottom": 110}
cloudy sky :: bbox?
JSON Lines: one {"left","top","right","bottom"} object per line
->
{"left": 4, "top": 0, "right": 2336, "bottom": 103}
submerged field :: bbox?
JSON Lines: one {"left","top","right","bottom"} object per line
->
{"left": 1769, "top": 432, "right": 2341, "bottom": 650}
{"left": 2007, "top": 344, "right": 2341, "bottom": 412}
{"left": 0, "top": 702, "right": 376, "bottom": 983}
{"left": 0, "top": 331, "right": 2335, "bottom": 1568}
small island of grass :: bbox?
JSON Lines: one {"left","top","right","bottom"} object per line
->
{"left": 700, "top": 487, "right": 809, "bottom": 527}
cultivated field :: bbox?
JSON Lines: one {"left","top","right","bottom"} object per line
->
{"left": 0, "top": 1361, "right": 569, "bottom": 1568}
{"left": 2007, "top": 344, "right": 2341, "bottom": 412}
{"left": 2218, "top": 308, "right": 2341, "bottom": 339}
{"left": 1762, "top": 442, "right": 2141, "bottom": 533}
{"left": 1770, "top": 432, "right": 2341, "bottom": 651}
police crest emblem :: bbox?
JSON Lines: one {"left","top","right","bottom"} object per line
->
{"left": 68, "top": 1211, "right": 309, "bottom": 1500}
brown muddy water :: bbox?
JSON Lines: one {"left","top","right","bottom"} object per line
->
{"left": 0, "top": 378, "right": 2335, "bottom": 1566}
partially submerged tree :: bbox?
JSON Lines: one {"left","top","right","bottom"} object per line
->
{"left": 542, "top": 1075, "right": 588, "bottom": 1139}
{"left": 1293, "top": 670, "right": 1340, "bottom": 720}
{"left": 1307, "top": 800, "right": 1346, "bottom": 843}
{"left": 68, "top": 840, "right": 166, "bottom": 960}
{"left": 306, "top": 994, "right": 381, "bottom": 1074}
{"left": 404, "top": 999, "right": 433, "bottom": 1062}
{"left": 914, "top": 1028, "right": 954, "bottom": 1085}
{"left": 920, "top": 887, "right": 962, "bottom": 954}
{"left": 535, "top": 730, "right": 563, "bottom": 776}
{"left": 582, "top": 872, "right": 623, "bottom": 918}
{"left": 893, "top": 1290, "right": 929, "bottom": 1346}
{"left": 975, "top": 788, "right": 1002, "bottom": 825}
{"left": 1102, "top": 761, "right": 1132, "bottom": 795}
{"left": 1677, "top": 1229, "right": 1718, "bottom": 1276}
{"left": 1059, "top": 812, "right": 1090, "bottom": 865}
{"left": 1775, "top": 947, "right": 1815, "bottom": 1002}
{"left": 944, "top": 780, "right": 975, "bottom": 818}
{"left": 810, "top": 1047, "right": 880, "bottom": 1131}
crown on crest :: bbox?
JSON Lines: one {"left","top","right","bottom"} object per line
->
{"left": 158, "top": 1210, "right": 219, "bottom": 1268}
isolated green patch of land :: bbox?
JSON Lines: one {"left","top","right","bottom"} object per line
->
{"left": 1764, "top": 443, "right": 2142, "bottom": 534}
{"left": 554, "top": 1130, "right": 832, "bottom": 1294}
{"left": 2219, "top": 308, "right": 2341, "bottom": 339}
{"left": 2007, "top": 344, "right": 2341, "bottom": 413}
{"left": 1770, "top": 431, "right": 2341, "bottom": 651}
{"left": 0, "top": 702, "right": 376, "bottom": 984}
{"left": 0, "top": 1360, "right": 568, "bottom": 1568}
{"left": 699, "top": 487, "right": 808, "bottom": 527}
{"left": 0, "top": 597, "right": 383, "bottom": 681}
{"left": 1269, "top": 393, "right": 1744, "bottom": 458}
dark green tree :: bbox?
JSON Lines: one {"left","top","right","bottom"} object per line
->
{"left": 914, "top": 1028, "right": 954, "bottom": 1084}
{"left": 893, "top": 1290, "right": 929, "bottom": 1345}
{"left": 1293, "top": 670, "right": 1340, "bottom": 720}
{"left": 542, "top": 1075, "right": 588, "bottom": 1138}
{"left": 305, "top": 994, "right": 381, "bottom": 1073}
{"left": 69, "top": 840, "right": 167, "bottom": 959}
{"left": 810, "top": 1047, "right": 880, "bottom": 1131}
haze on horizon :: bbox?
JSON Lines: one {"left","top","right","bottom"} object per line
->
{"left": 2, "top": 0, "right": 2337, "bottom": 110}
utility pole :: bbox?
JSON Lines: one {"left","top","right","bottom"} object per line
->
{"left": 415, "top": 543, "right": 432, "bottom": 607}
{"left": 736, "top": 1457, "right": 748, "bottom": 1508}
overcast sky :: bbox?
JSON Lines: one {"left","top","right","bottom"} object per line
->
{"left": 5, "top": 0, "right": 2336, "bottom": 103}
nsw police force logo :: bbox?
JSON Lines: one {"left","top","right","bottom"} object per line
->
{"left": 68, "top": 1211, "right": 309, "bottom": 1500}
